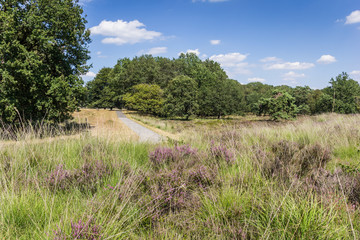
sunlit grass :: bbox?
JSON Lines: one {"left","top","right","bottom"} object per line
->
{"left": 1, "top": 112, "right": 360, "bottom": 239}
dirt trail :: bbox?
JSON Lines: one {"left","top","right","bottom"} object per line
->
{"left": 116, "top": 111, "right": 163, "bottom": 143}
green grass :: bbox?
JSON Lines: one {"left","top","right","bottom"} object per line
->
{"left": 1, "top": 113, "right": 360, "bottom": 239}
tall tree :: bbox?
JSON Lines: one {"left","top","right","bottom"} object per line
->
{"left": 0, "top": 0, "right": 90, "bottom": 123}
{"left": 163, "top": 75, "right": 198, "bottom": 120}
{"left": 257, "top": 90, "right": 298, "bottom": 120}
{"left": 123, "top": 84, "right": 164, "bottom": 116}
{"left": 324, "top": 72, "right": 360, "bottom": 114}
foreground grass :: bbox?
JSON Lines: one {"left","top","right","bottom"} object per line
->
{"left": 1, "top": 112, "right": 360, "bottom": 239}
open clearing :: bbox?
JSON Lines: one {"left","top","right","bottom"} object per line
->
{"left": 2, "top": 111, "right": 360, "bottom": 239}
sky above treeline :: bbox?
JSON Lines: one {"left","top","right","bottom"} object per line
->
{"left": 80, "top": 0, "right": 360, "bottom": 89}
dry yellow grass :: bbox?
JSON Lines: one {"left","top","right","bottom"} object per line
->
{"left": 0, "top": 109, "right": 138, "bottom": 148}
{"left": 73, "top": 109, "right": 138, "bottom": 141}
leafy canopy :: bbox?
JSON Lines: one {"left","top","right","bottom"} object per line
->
{"left": 0, "top": 0, "right": 90, "bottom": 123}
{"left": 123, "top": 84, "right": 164, "bottom": 116}
{"left": 163, "top": 75, "right": 198, "bottom": 120}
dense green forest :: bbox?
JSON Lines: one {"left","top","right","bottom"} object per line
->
{"left": 86, "top": 53, "right": 360, "bottom": 120}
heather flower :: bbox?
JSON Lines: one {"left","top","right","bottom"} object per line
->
{"left": 46, "top": 161, "right": 111, "bottom": 193}
{"left": 53, "top": 217, "right": 102, "bottom": 240}
{"left": 188, "top": 165, "right": 217, "bottom": 189}
{"left": 210, "top": 142, "right": 235, "bottom": 165}
{"left": 46, "top": 164, "right": 72, "bottom": 191}
{"left": 149, "top": 145, "right": 198, "bottom": 166}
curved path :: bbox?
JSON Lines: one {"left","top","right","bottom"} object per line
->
{"left": 116, "top": 111, "right": 163, "bottom": 143}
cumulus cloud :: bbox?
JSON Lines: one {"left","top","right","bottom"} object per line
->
{"left": 147, "top": 47, "right": 168, "bottom": 55}
{"left": 83, "top": 71, "right": 97, "bottom": 77}
{"left": 345, "top": 10, "right": 360, "bottom": 24}
{"left": 90, "top": 20, "right": 162, "bottom": 45}
{"left": 283, "top": 71, "right": 305, "bottom": 81}
{"left": 265, "top": 61, "right": 315, "bottom": 70}
{"left": 210, "top": 40, "right": 221, "bottom": 45}
{"left": 260, "top": 56, "right": 282, "bottom": 63}
{"left": 81, "top": 71, "right": 97, "bottom": 81}
{"left": 210, "top": 52, "right": 248, "bottom": 67}
{"left": 179, "top": 49, "right": 201, "bottom": 56}
{"left": 78, "top": 0, "right": 92, "bottom": 5}
{"left": 317, "top": 55, "right": 337, "bottom": 64}
{"left": 210, "top": 52, "right": 251, "bottom": 76}
{"left": 248, "top": 77, "right": 265, "bottom": 83}
{"left": 350, "top": 70, "right": 360, "bottom": 81}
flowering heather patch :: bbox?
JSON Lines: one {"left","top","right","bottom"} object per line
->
{"left": 210, "top": 142, "right": 235, "bottom": 165}
{"left": 53, "top": 217, "right": 102, "bottom": 240}
{"left": 74, "top": 161, "right": 111, "bottom": 193}
{"left": 149, "top": 145, "right": 198, "bottom": 166}
{"left": 46, "top": 164, "right": 73, "bottom": 191}
{"left": 254, "top": 141, "right": 332, "bottom": 180}
{"left": 45, "top": 161, "right": 111, "bottom": 192}
{"left": 188, "top": 165, "right": 217, "bottom": 189}
{"left": 146, "top": 169, "right": 191, "bottom": 219}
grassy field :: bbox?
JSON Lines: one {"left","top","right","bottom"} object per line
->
{"left": 1, "top": 110, "right": 360, "bottom": 239}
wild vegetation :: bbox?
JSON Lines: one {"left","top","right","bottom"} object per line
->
{"left": 2, "top": 0, "right": 360, "bottom": 239}
{"left": 86, "top": 55, "right": 360, "bottom": 120}
{"left": 1, "top": 112, "right": 360, "bottom": 239}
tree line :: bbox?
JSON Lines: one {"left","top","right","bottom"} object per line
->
{"left": 85, "top": 54, "right": 360, "bottom": 120}
{"left": 1, "top": 1, "right": 359, "bottom": 124}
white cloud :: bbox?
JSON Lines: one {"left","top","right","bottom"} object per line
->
{"left": 78, "top": 0, "right": 92, "bottom": 5}
{"left": 147, "top": 47, "right": 168, "bottom": 55}
{"left": 248, "top": 77, "right": 265, "bottom": 83}
{"left": 350, "top": 70, "right": 360, "bottom": 81}
{"left": 90, "top": 20, "right": 162, "bottom": 45}
{"left": 210, "top": 52, "right": 248, "bottom": 67}
{"left": 96, "top": 51, "right": 102, "bottom": 55}
{"left": 260, "top": 56, "right": 281, "bottom": 62}
{"left": 265, "top": 61, "right": 315, "bottom": 70}
{"left": 283, "top": 71, "right": 305, "bottom": 81}
{"left": 317, "top": 55, "right": 337, "bottom": 64}
{"left": 179, "top": 49, "right": 200, "bottom": 56}
{"left": 81, "top": 71, "right": 97, "bottom": 81}
{"left": 345, "top": 10, "right": 360, "bottom": 24}
{"left": 210, "top": 40, "right": 221, "bottom": 45}
{"left": 84, "top": 71, "right": 97, "bottom": 77}
{"left": 210, "top": 52, "right": 251, "bottom": 77}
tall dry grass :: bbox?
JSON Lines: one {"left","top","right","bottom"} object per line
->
{"left": 1, "top": 112, "right": 360, "bottom": 239}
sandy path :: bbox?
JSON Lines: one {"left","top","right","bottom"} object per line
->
{"left": 116, "top": 111, "right": 163, "bottom": 143}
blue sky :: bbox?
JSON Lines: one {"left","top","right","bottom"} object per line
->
{"left": 80, "top": 0, "right": 360, "bottom": 89}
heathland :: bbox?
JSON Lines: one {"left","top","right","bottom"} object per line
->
{"left": 1, "top": 110, "right": 360, "bottom": 239}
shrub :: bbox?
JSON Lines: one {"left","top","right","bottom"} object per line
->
{"left": 210, "top": 143, "right": 235, "bottom": 165}
{"left": 46, "top": 161, "right": 111, "bottom": 193}
{"left": 254, "top": 141, "right": 332, "bottom": 180}
{"left": 149, "top": 145, "right": 198, "bottom": 167}
{"left": 53, "top": 217, "right": 102, "bottom": 240}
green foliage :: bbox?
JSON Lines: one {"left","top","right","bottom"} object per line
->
{"left": 257, "top": 90, "right": 298, "bottom": 120}
{"left": 163, "top": 75, "right": 198, "bottom": 119}
{"left": 0, "top": 0, "right": 90, "bottom": 123}
{"left": 87, "top": 68, "right": 119, "bottom": 110}
{"left": 123, "top": 84, "right": 164, "bottom": 116}
{"left": 324, "top": 72, "right": 360, "bottom": 114}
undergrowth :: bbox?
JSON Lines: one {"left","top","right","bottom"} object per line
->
{"left": 1, "top": 113, "right": 360, "bottom": 239}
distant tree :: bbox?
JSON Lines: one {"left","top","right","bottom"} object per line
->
{"left": 163, "top": 75, "right": 198, "bottom": 120}
{"left": 244, "top": 82, "right": 274, "bottom": 113}
{"left": 87, "top": 68, "right": 111, "bottom": 106}
{"left": 291, "top": 86, "right": 312, "bottom": 114}
{"left": 257, "top": 90, "right": 298, "bottom": 120}
{"left": 324, "top": 72, "right": 360, "bottom": 114}
{"left": 0, "top": 0, "right": 91, "bottom": 123}
{"left": 123, "top": 84, "right": 164, "bottom": 116}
